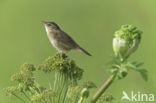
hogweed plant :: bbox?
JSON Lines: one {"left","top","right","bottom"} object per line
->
{"left": 89, "top": 25, "right": 147, "bottom": 103}
{"left": 5, "top": 24, "right": 147, "bottom": 103}
{"left": 6, "top": 53, "right": 96, "bottom": 103}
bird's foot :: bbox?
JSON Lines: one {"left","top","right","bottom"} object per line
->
{"left": 58, "top": 51, "right": 63, "bottom": 54}
{"left": 57, "top": 51, "right": 68, "bottom": 59}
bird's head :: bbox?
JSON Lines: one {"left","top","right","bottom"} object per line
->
{"left": 42, "top": 21, "right": 60, "bottom": 31}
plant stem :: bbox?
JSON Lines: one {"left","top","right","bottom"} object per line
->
{"left": 22, "top": 91, "right": 31, "bottom": 102}
{"left": 89, "top": 73, "right": 117, "bottom": 103}
{"left": 49, "top": 97, "right": 52, "bottom": 103}
{"left": 61, "top": 75, "right": 68, "bottom": 103}
{"left": 13, "top": 94, "right": 26, "bottom": 103}
{"left": 78, "top": 96, "right": 84, "bottom": 103}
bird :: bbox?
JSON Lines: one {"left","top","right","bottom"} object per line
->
{"left": 42, "top": 21, "right": 91, "bottom": 56}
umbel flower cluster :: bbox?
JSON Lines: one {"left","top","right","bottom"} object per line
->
{"left": 5, "top": 53, "right": 100, "bottom": 103}
{"left": 38, "top": 53, "right": 83, "bottom": 84}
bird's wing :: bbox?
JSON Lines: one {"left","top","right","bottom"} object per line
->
{"left": 57, "top": 30, "right": 78, "bottom": 48}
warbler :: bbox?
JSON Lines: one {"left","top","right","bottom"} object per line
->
{"left": 43, "top": 21, "right": 91, "bottom": 56}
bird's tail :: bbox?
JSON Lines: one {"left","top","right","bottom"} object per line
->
{"left": 77, "top": 46, "right": 91, "bottom": 56}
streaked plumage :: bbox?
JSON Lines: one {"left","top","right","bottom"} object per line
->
{"left": 43, "top": 21, "right": 91, "bottom": 56}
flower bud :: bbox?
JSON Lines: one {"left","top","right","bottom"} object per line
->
{"left": 113, "top": 38, "right": 127, "bottom": 56}
{"left": 113, "top": 25, "right": 142, "bottom": 60}
{"left": 80, "top": 88, "right": 89, "bottom": 98}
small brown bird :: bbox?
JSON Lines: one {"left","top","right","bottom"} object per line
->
{"left": 43, "top": 21, "right": 91, "bottom": 56}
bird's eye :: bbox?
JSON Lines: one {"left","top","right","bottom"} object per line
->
{"left": 47, "top": 23, "right": 51, "bottom": 26}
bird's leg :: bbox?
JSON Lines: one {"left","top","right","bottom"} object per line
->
{"left": 57, "top": 51, "right": 63, "bottom": 55}
{"left": 58, "top": 50, "right": 68, "bottom": 54}
{"left": 57, "top": 51, "right": 68, "bottom": 59}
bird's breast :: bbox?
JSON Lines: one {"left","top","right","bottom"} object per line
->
{"left": 49, "top": 37, "right": 60, "bottom": 50}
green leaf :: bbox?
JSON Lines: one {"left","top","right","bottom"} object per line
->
{"left": 136, "top": 62, "right": 144, "bottom": 67}
{"left": 126, "top": 61, "right": 148, "bottom": 81}
{"left": 125, "top": 62, "right": 137, "bottom": 70}
{"left": 136, "top": 68, "right": 148, "bottom": 81}
{"left": 126, "top": 61, "right": 144, "bottom": 70}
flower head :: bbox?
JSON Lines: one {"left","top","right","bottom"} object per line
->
{"left": 38, "top": 53, "right": 83, "bottom": 81}
{"left": 21, "top": 63, "right": 36, "bottom": 71}
{"left": 113, "top": 25, "right": 142, "bottom": 60}
{"left": 11, "top": 63, "right": 35, "bottom": 91}
{"left": 31, "top": 89, "right": 56, "bottom": 102}
{"left": 5, "top": 86, "right": 18, "bottom": 96}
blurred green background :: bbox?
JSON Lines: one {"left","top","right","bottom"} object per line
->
{"left": 0, "top": 0, "right": 156, "bottom": 103}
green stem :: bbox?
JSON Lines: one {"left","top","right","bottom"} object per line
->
{"left": 74, "top": 95, "right": 80, "bottom": 103}
{"left": 78, "top": 96, "right": 84, "bottom": 103}
{"left": 56, "top": 73, "right": 62, "bottom": 103}
{"left": 89, "top": 73, "right": 117, "bottom": 103}
{"left": 54, "top": 72, "right": 58, "bottom": 91}
{"left": 22, "top": 91, "right": 31, "bottom": 102}
{"left": 61, "top": 75, "right": 68, "bottom": 103}
{"left": 45, "top": 73, "right": 52, "bottom": 89}
{"left": 49, "top": 97, "right": 52, "bottom": 103}
{"left": 13, "top": 94, "right": 26, "bottom": 103}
